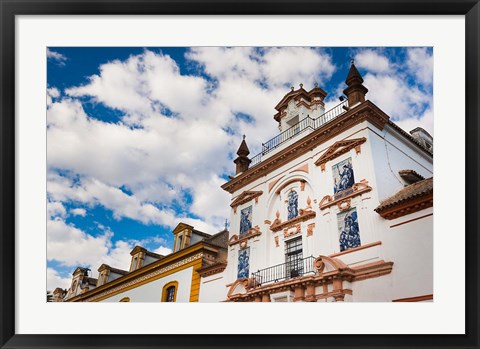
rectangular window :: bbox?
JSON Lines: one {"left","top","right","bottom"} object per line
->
{"left": 239, "top": 206, "right": 252, "bottom": 237}
{"left": 285, "top": 237, "right": 303, "bottom": 278}
{"left": 337, "top": 207, "right": 361, "bottom": 252}
{"left": 237, "top": 247, "right": 250, "bottom": 279}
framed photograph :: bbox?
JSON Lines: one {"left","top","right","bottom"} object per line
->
{"left": 1, "top": 1, "right": 479, "bottom": 348}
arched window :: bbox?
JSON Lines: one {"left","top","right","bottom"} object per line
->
{"left": 287, "top": 190, "right": 298, "bottom": 220}
{"left": 161, "top": 281, "right": 179, "bottom": 302}
{"left": 165, "top": 287, "right": 175, "bottom": 302}
{"left": 119, "top": 297, "right": 130, "bottom": 302}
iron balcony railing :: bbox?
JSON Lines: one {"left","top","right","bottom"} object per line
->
{"left": 250, "top": 99, "right": 349, "bottom": 167}
{"left": 251, "top": 256, "right": 316, "bottom": 288}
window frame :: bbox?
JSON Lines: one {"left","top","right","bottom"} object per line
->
{"left": 161, "top": 281, "right": 179, "bottom": 302}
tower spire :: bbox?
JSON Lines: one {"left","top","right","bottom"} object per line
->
{"left": 343, "top": 61, "right": 368, "bottom": 107}
{"left": 233, "top": 136, "right": 251, "bottom": 174}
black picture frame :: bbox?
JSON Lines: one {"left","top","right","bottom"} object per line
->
{"left": 1, "top": 1, "right": 478, "bottom": 348}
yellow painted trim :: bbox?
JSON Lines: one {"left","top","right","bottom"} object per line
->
{"left": 119, "top": 297, "right": 130, "bottom": 302}
{"left": 68, "top": 242, "right": 213, "bottom": 302}
{"left": 161, "top": 281, "right": 179, "bottom": 302}
{"left": 173, "top": 235, "right": 178, "bottom": 252}
{"left": 91, "top": 258, "right": 200, "bottom": 302}
{"left": 189, "top": 259, "right": 203, "bottom": 302}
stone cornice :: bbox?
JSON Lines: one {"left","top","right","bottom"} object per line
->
{"left": 270, "top": 209, "right": 316, "bottom": 232}
{"left": 230, "top": 190, "right": 263, "bottom": 212}
{"left": 221, "top": 101, "right": 390, "bottom": 194}
{"left": 314, "top": 137, "right": 366, "bottom": 171}
{"left": 319, "top": 181, "right": 372, "bottom": 211}
{"left": 228, "top": 226, "right": 262, "bottom": 247}
{"left": 375, "top": 192, "right": 433, "bottom": 220}
{"left": 197, "top": 261, "right": 228, "bottom": 277}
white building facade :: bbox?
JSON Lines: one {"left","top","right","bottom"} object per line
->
{"left": 205, "top": 62, "right": 433, "bottom": 302}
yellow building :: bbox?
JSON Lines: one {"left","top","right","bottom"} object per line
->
{"left": 54, "top": 223, "right": 228, "bottom": 302}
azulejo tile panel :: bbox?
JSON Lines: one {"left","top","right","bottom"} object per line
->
{"left": 237, "top": 247, "right": 250, "bottom": 279}
{"left": 337, "top": 207, "right": 361, "bottom": 252}
{"left": 332, "top": 157, "right": 355, "bottom": 194}
{"left": 239, "top": 206, "right": 252, "bottom": 237}
{"left": 287, "top": 190, "right": 299, "bottom": 220}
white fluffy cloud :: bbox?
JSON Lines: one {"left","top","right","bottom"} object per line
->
{"left": 47, "top": 48, "right": 67, "bottom": 65}
{"left": 48, "top": 48, "right": 338, "bottom": 234}
{"left": 47, "top": 267, "right": 71, "bottom": 291}
{"left": 355, "top": 50, "right": 391, "bottom": 74}
{"left": 70, "top": 208, "right": 86, "bottom": 217}
{"left": 351, "top": 48, "right": 433, "bottom": 135}
{"left": 47, "top": 216, "right": 172, "bottom": 277}
{"left": 406, "top": 47, "right": 433, "bottom": 86}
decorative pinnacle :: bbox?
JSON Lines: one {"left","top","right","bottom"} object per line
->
{"left": 299, "top": 83, "right": 303, "bottom": 89}
{"left": 291, "top": 86, "right": 294, "bottom": 91}
{"left": 314, "top": 82, "right": 318, "bottom": 88}
{"left": 224, "top": 219, "right": 228, "bottom": 230}
{"left": 350, "top": 58, "right": 355, "bottom": 65}
{"left": 242, "top": 134, "right": 246, "bottom": 140}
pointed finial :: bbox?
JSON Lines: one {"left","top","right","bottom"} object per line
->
{"left": 224, "top": 219, "right": 228, "bottom": 230}
{"left": 242, "top": 134, "right": 246, "bottom": 140}
{"left": 314, "top": 82, "right": 318, "bottom": 88}
{"left": 299, "top": 83, "right": 303, "bottom": 89}
{"left": 291, "top": 86, "right": 294, "bottom": 91}
{"left": 350, "top": 57, "right": 355, "bottom": 65}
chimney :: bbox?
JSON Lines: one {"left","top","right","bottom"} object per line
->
{"left": 343, "top": 61, "right": 368, "bottom": 107}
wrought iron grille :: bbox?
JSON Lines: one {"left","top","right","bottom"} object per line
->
{"left": 251, "top": 256, "right": 316, "bottom": 287}
{"left": 249, "top": 99, "right": 349, "bottom": 167}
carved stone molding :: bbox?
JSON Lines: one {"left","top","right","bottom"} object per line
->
{"left": 230, "top": 190, "right": 263, "bottom": 213}
{"left": 314, "top": 137, "right": 366, "bottom": 172}
{"left": 307, "top": 223, "right": 315, "bottom": 237}
{"left": 319, "top": 180, "right": 372, "bottom": 210}
{"left": 283, "top": 223, "right": 301, "bottom": 239}
{"left": 274, "top": 236, "right": 279, "bottom": 247}
{"left": 275, "top": 178, "right": 306, "bottom": 195}
{"left": 228, "top": 226, "right": 262, "bottom": 247}
{"left": 270, "top": 210, "right": 316, "bottom": 232}
{"left": 197, "top": 261, "right": 228, "bottom": 277}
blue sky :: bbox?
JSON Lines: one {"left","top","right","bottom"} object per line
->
{"left": 47, "top": 47, "right": 433, "bottom": 290}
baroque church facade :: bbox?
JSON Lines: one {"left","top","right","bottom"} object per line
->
{"left": 53, "top": 63, "right": 433, "bottom": 303}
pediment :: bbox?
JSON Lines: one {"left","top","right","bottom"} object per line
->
{"left": 129, "top": 245, "right": 147, "bottom": 256}
{"left": 314, "top": 137, "right": 367, "bottom": 171}
{"left": 173, "top": 222, "right": 193, "bottom": 235}
{"left": 230, "top": 190, "right": 263, "bottom": 211}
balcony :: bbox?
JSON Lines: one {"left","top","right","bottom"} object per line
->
{"left": 251, "top": 256, "right": 316, "bottom": 288}
{"left": 250, "top": 99, "right": 349, "bottom": 167}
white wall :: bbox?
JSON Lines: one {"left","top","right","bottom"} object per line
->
{"left": 369, "top": 125, "right": 433, "bottom": 201}
{"left": 221, "top": 116, "right": 433, "bottom": 302}
{"left": 99, "top": 266, "right": 193, "bottom": 302}
{"left": 382, "top": 208, "right": 434, "bottom": 300}
{"left": 198, "top": 271, "right": 228, "bottom": 302}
